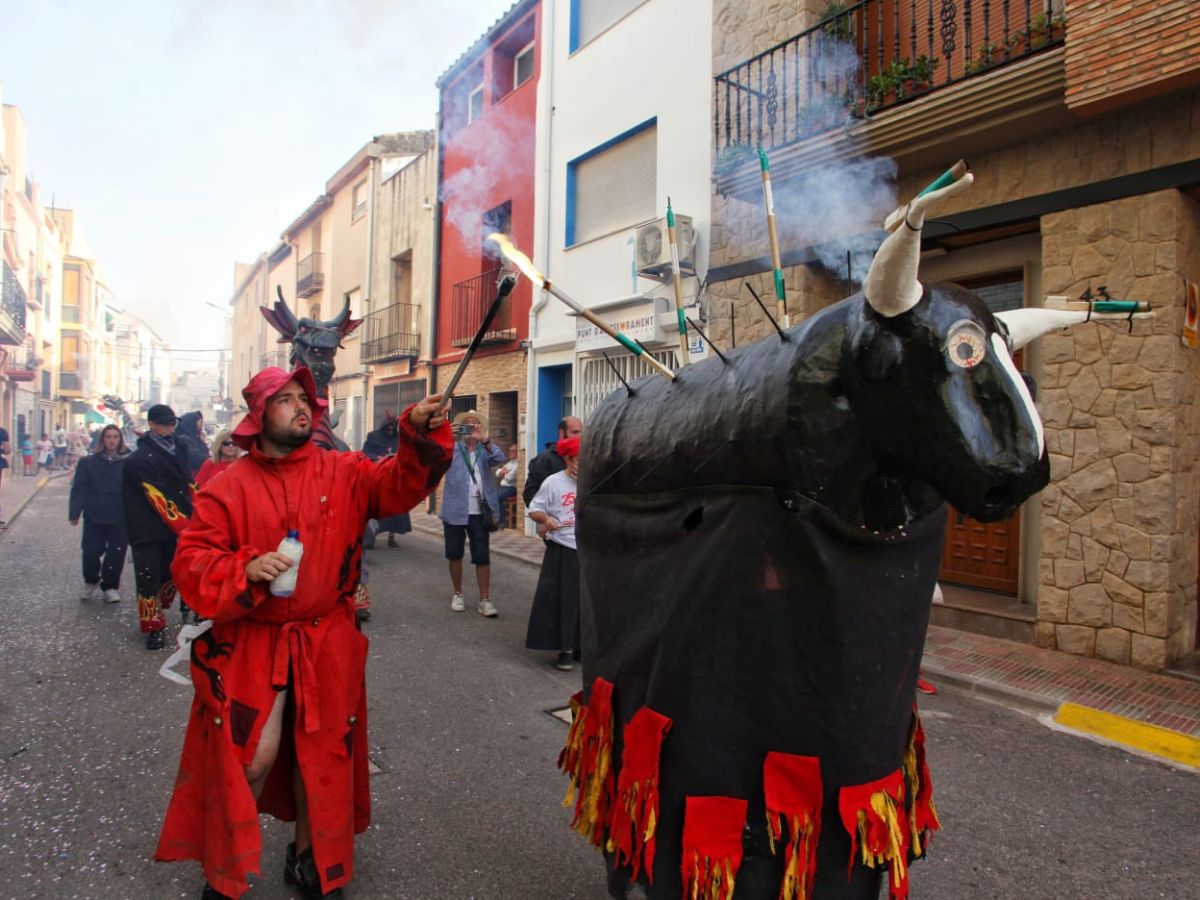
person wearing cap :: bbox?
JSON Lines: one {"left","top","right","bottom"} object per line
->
{"left": 122, "top": 403, "right": 195, "bottom": 650}
{"left": 525, "top": 436, "right": 582, "bottom": 671}
{"left": 439, "top": 410, "right": 506, "bottom": 617}
{"left": 155, "top": 366, "right": 451, "bottom": 900}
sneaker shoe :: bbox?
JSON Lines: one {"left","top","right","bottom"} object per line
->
{"left": 450, "top": 592, "right": 465, "bottom": 612}
{"left": 478, "top": 598, "right": 498, "bottom": 618}
{"left": 80, "top": 583, "right": 100, "bottom": 601}
{"left": 103, "top": 589, "right": 121, "bottom": 603}
{"left": 146, "top": 630, "right": 166, "bottom": 650}
{"left": 555, "top": 652, "right": 574, "bottom": 671}
{"left": 387, "top": 534, "right": 399, "bottom": 548}
{"left": 200, "top": 883, "right": 233, "bottom": 900}
{"left": 915, "top": 676, "right": 938, "bottom": 695}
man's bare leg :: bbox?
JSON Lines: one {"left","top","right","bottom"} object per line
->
{"left": 245, "top": 689, "right": 288, "bottom": 798}
{"left": 448, "top": 559, "right": 463, "bottom": 593}
{"left": 476, "top": 563, "right": 490, "bottom": 599}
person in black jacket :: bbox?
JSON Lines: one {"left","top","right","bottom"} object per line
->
{"left": 70, "top": 425, "right": 131, "bottom": 603}
{"left": 522, "top": 417, "right": 583, "bottom": 530}
{"left": 175, "top": 411, "right": 208, "bottom": 479}
{"left": 122, "top": 404, "right": 194, "bottom": 649}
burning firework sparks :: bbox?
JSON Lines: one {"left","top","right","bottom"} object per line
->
{"left": 487, "top": 233, "right": 676, "bottom": 381}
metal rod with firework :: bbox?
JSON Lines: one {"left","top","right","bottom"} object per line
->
{"left": 438, "top": 272, "right": 518, "bottom": 410}
{"left": 756, "top": 147, "right": 788, "bottom": 328}
{"left": 882, "top": 159, "right": 969, "bottom": 231}
{"left": 666, "top": 197, "right": 689, "bottom": 363}
{"left": 488, "top": 233, "right": 676, "bottom": 382}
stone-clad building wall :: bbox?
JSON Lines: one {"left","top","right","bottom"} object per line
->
{"left": 1037, "top": 191, "right": 1200, "bottom": 668}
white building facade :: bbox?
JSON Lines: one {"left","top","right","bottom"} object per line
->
{"left": 527, "top": 0, "right": 713, "bottom": 471}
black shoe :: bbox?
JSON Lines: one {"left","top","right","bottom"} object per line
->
{"left": 555, "top": 652, "right": 574, "bottom": 671}
{"left": 146, "top": 630, "right": 166, "bottom": 650}
{"left": 355, "top": 607, "right": 371, "bottom": 624}
{"left": 200, "top": 883, "right": 233, "bottom": 900}
{"left": 284, "top": 842, "right": 344, "bottom": 899}
{"left": 387, "top": 534, "right": 399, "bottom": 548}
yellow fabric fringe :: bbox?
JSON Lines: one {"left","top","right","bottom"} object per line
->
{"left": 558, "top": 694, "right": 613, "bottom": 848}
{"left": 902, "top": 717, "right": 941, "bottom": 856}
{"left": 856, "top": 791, "right": 907, "bottom": 888}
{"left": 684, "top": 852, "right": 738, "bottom": 900}
{"left": 766, "top": 812, "right": 817, "bottom": 900}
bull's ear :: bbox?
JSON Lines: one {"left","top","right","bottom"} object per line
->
{"left": 851, "top": 317, "right": 903, "bottom": 381}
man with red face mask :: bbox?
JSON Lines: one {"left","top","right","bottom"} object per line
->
{"left": 155, "top": 366, "right": 451, "bottom": 899}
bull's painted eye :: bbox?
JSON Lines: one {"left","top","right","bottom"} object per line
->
{"left": 945, "top": 321, "right": 987, "bottom": 369}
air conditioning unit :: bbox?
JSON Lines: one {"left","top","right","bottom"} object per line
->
{"left": 635, "top": 215, "right": 695, "bottom": 281}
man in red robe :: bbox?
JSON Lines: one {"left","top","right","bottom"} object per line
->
{"left": 156, "top": 366, "right": 451, "bottom": 899}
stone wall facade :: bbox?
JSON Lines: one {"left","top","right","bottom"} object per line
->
{"left": 1036, "top": 191, "right": 1200, "bottom": 668}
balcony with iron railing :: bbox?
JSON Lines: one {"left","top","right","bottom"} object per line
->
{"left": 450, "top": 269, "right": 517, "bottom": 348}
{"left": 297, "top": 252, "right": 326, "bottom": 298}
{"left": 1, "top": 262, "right": 28, "bottom": 346}
{"left": 59, "top": 371, "right": 84, "bottom": 394}
{"left": 713, "top": 0, "right": 1067, "bottom": 192}
{"left": 259, "top": 348, "right": 291, "bottom": 372}
{"left": 361, "top": 302, "right": 421, "bottom": 364}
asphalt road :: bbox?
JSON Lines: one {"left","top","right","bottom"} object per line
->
{"left": 0, "top": 478, "right": 1196, "bottom": 899}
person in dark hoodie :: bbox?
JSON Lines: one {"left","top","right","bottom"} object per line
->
{"left": 122, "top": 404, "right": 195, "bottom": 649}
{"left": 70, "top": 424, "right": 132, "bottom": 603}
{"left": 175, "top": 411, "right": 209, "bottom": 480}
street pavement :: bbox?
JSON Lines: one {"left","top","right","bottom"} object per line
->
{"left": 0, "top": 478, "right": 1197, "bottom": 899}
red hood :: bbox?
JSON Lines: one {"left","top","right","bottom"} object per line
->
{"left": 231, "top": 366, "right": 327, "bottom": 451}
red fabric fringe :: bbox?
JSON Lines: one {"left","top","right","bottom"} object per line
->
{"left": 610, "top": 706, "right": 673, "bottom": 883}
{"left": 557, "top": 677, "right": 615, "bottom": 849}
{"left": 903, "top": 708, "right": 941, "bottom": 857}
{"left": 763, "top": 752, "right": 823, "bottom": 900}
{"left": 680, "top": 796, "right": 747, "bottom": 900}
{"left": 838, "top": 770, "right": 910, "bottom": 899}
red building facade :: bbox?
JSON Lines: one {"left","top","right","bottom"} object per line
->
{"left": 434, "top": 0, "right": 540, "bottom": 467}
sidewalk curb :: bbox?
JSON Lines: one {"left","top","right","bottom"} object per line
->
{"left": 1, "top": 471, "right": 68, "bottom": 532}
{"left": 924, "top": 661, "right": 1200, "bottom": 770}
{"left": 409, "top": 522, "right": 543, "bottom": 569}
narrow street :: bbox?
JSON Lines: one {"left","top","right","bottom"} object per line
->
{"left": 1, "top": 479, "right": 1197, "bottom": 899}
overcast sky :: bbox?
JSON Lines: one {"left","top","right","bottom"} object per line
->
{"left": 0, "top": 0, "right": 516, "bottom": 362}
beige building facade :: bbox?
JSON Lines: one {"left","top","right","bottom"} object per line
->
{"left": 708, "top": 0, "right": 1200, "bottom": 668}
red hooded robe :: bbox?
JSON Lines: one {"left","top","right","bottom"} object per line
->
{"left": 155, "top": 367, "right": 452, "bottom": 897}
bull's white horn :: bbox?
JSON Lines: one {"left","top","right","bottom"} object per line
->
{"left": 863, "top": 208, "right": 923, "bottom": 317}
{"left": 864, "top": 172, "right": 975, "bottom": 318}
{"left": 994, "top": 308, "right": 1088, "bottom": 352}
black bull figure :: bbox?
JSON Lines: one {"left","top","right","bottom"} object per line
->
{"left": 573, "top": 176, "right": 1085, "bottom": 899}
{"left": 261, "top": 287, "right": 361, "bottom": 451}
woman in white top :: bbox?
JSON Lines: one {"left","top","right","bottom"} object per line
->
{"left": 525, "top": 436, "right": 580, "bottom": 671}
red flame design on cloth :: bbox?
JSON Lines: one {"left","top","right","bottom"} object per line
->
{"left": 558, "top": 677, "right": 615, "bottom": 849}
{"left": 763, "top": 752, "right": 823, "bottom": 900}
{"left": 609, "top": 706, "right": 673, "bottom": 883}
{"left": 902, "top": 708, "right": 941, "bottom": 857}
{"left": 680, "top": 795, "right": 748, "bottom": 900}
{"left": 838, "top": 770, "right": 910, "bottom": 899}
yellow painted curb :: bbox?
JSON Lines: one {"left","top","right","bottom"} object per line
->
{"left": 37, "top": 477, "right": 48, "bottom": 488}
{"left": 1055, "top": 702, "right": 1200, "bottom": 768}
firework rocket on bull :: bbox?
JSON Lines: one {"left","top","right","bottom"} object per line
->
{"left": 883, "top": 159, "right": 970, "bottom": 231}
{"left": 488, "top": 233, "right": 676, "bottom": 382}
{"left": 666, "top": 197, "right": 689, "bottom": 363}
{"left": 756, "top": 147, "right": 788, "bottom": 328}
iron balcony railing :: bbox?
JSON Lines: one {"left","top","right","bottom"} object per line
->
{"left": 361, "top": 302, "right": 420, "bottom": 364}
{"left": 259, "top": 348, "right": 290, "bottom": 371}
{"left": 450, "top": 268, "right": 516, "bottom": 348}
{"left": 1, "top": 262, "right": 28, "bottom": 346}
{"left": 713, "top": 0, "right": 1066, "bottom": 161}
{"left": 297, "top": 252, "right": 326, "bottom": 298}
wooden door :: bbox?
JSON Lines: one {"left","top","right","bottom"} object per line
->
{"left": 940, "top": 505, "right": 1020, "bottom": 593}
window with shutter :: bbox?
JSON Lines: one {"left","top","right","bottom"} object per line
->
{"left": 573, "top": 0, "right": 649, "bottom": 51}
{"left": 567, "top": 120, "right": 656, "bottom": 247}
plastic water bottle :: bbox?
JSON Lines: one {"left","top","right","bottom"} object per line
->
{"left": 270, "top": 530, "right": 304, "bottom": 597}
